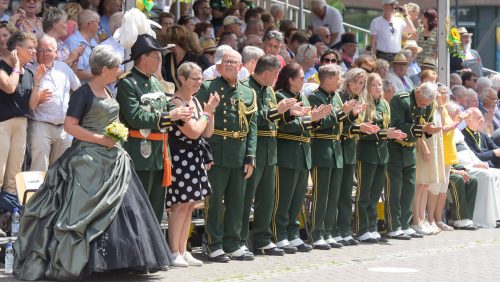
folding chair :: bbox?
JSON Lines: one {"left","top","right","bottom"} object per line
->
{"left": 15, "top": 171, "right": 45, "bottom": 206}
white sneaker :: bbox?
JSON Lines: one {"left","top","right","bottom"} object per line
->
{"left": 429, "top": 222, "right": 441, "bottom": 235}
{"left": 419, "top": 222, "right": 433, "bottom": 235}
{"left": 183, "top": 252, "right": 203, "bottom": 266}
{"left": 412, "top": 224, "right": 431, "bottom": 235}
{"left": 172, "top": 252, "right": 189, "bottom": 267}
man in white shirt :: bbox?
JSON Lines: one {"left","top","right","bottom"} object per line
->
{"left": 99, "top": 11, "right": 124, "bottom": 96}
{"left": 203, "top": 45, "right": 250, "bottom": 81}
{"left": 370, "top": 0, "right": 415, "bottom": 62}
{"left": 311, "top": 0, "right": 344, "bottom": 48}
{"left": 29, "top": 35, "right": 81, "bottom": 171}
{"left": 386, "top": 53, "right": 414, "bottom": 94}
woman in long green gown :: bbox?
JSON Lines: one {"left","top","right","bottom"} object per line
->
{"left": 13, "top": 45, "right": 172, "bottom": 281}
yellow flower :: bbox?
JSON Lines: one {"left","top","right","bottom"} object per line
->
{"left": 451, "top": 28, "right": 460, "bottom": 41}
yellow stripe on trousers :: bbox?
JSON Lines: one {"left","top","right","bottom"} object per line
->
{"left": 271, "top": 166, "right": 280, "bottom": 242}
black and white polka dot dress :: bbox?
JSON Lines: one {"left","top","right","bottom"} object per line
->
{"left": 166, "top": 99, "right": 212, "bottom": 208}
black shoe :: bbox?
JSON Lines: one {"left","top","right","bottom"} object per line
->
{"left": 496, "top": 222, "right": 500, "bottom": 228}
{"left": 257, "top": 247, "right": 285, "bottom": 256}
{"left": 329, "top": 242, "right": 344, "bottom": 248}
{"left": 338, "top": 239, "right": 350, "bottom": 246}
{"left": 279, "top": 244, "right": 298, "bottom": 254}
{"left": 359, "top": 238, "right": 379, "bottom": 244}
{"left": 313, "top": 243, "right": 331, "bottom": 250}
{"left": 207, "top": 254, "right": 231, "bottom": 263}
{"left": 409, "top": 233, "right": 424, "bottom": 238}
{"left": 231, "top": 251, "right": 255, "bottom": 261}
{"left": 388, "top": 234, "right": 411, "bottom": 240}
{"left": 296, "top": 243, "right": 313, "bottom": 252}
{"left": 347, "top": 238, "right": 359, "bottom": 246}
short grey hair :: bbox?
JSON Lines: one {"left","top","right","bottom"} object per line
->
{"left": 382, "top": 79, "right": 392, "bottom": 92}
{"left": 214, "top": 44, "right": 233, "bottom": 64}
{"left": 38, "top": 35, "right": 57, "bottom": 50}
{"left": 89, "top": 45, "right": 122, "bottom": 75}
{"left": 108, "top": 12, "right": 123, "bottom": 35}
{"left": 476, "top": 76, "right": 492, "bottom": 96}
{"left": 419, "top": 81, "right": 438, "bottom": 100}
{"left": 241, "top": 46, "right": 264, "bottom": 64}
{"left": 177, "top": 62, "right": 202, "bottom": 86}
{"left": 295, "top": 43, "right": 316, "bottom": 64}
{"left": 269, "top": 4, "right": 284, "bottom": 16}
{"left": 491, "top": 74, "right": 500, "bottom": 89}
{"left": 263, "top": 30, "right": 284, "bottom": 43}
{"left": 445, "top": 101, "right": 461, "bottom": 114}
{"left": 311, "top": 0, "right": 327, "bottom": 9}
{"left": 42, "top": 8, "right": 67, "bottom": 33}
{"left": 254, "top": 55, "right": 281, "bottom": 75}
{"left": 467, "top": 88, "right": 478, "bottom": 98}
{"left": 451, "top": 85, "right": 467, "bottom": 99}
{"left": 318, "top": 63, "right": 342, "bottom": 82}
{"left": 78, "top": 9, "right": 99, "bottom": 26}
{"left": 479, "top": 87, "right": 496, "bottom": 102}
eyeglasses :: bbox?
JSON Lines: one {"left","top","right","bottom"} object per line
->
{"left": 37, "top": 49, "right": 54, "bottom": 53}
{"left": 322, "top": 58, "right": 337, "bottom": 64}
{"left": 389, "top": 22, "right": 395, "bottom": 34}
{"left": 221, "top": 60, "right": 240, "bottom": 65}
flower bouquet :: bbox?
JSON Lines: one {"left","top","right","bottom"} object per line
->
{"left": 447, "top": 27, "right": 465, "bottom": 59}
{"left": 104, "top": 121, "right": 129, "bottom": 142}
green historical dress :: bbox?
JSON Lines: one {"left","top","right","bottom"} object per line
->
{"left": 386, "top": 90, "right": 433, "bottom": 236}
{"left": 307, "top": 86, "right": 347, "bottom": 245}
{"left": 354, "top": 98, "right": 391, "bottom": 242}
{"left": 196, "top": 76, "right": 257, "bottom": 256}
{"left": 116, "top": 67, "right": 175, "bottom": 222}
{"left": 272, "top": 88, "right": 313, "bottom": 249}
{"left": 13, "top": 84, "right": 171, "bottom": 281}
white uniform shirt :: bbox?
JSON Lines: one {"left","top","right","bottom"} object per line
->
{"left": 30, "top": 61, "right": 81, "bottom": 125}
{"left": 370, "top": 16, "right": 406, "bottom": 53}
{"left": 311, "top": 5, "right": 345, "bottom": 46}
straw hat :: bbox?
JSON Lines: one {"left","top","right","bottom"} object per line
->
{"left": 457, "top": 27, "right": 473, "bottom": 36}
{"left": 420, "top": 57, "right": 437, "bottom": 70}
{"left": 392, "top": 53, "right": 408, "bottom": 64}
{"left": 403, "top": 40, "right": 423, "bottom": 53}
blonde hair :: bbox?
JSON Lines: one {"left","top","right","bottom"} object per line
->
{"left": 362, "top": 72, "right": 385, "bottom": 123}
{"left": 341, "top": 68, "right": 367, "bottom": 99}
{"left": 420, "top": 69, "right": 437, "bottom": 83}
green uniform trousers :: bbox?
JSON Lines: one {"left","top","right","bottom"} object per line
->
{"left": 136, "top": 170, "right": 166, "bottom": 223}
{"left": 310, "top": 166, "right": 343, "bottom": 241}
{"left": 385, "top": 162, "right": 416, "bottom": 232}
{"left": 334, "top": 163, "right": 355, "bottom": 238}
{"left": 272, "top": 167, "right": 308, "bottom": 243}
{"left": 205, "top": 166, "right": 246, "bottom": 254}
{"left": 448, "top": 173, "right": 477, "bottom": 221}
{"left": 354, "top": 162, "right": 387, "bottom": 236}
{"left": 241, "top": 164, "right": 276, "bottom": 249}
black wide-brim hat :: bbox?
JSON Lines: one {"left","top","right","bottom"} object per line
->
{"left": 122, "top": 34, "right": 167, "bottom": 64}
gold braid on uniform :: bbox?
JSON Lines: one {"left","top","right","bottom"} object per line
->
{"left": 375, "top": 99, "right": 391, "bottom": 140}
{"left": 238, "top": 90, "right": 258, "bottom": 133}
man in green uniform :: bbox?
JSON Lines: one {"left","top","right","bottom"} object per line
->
{"left": 240, "top": 55, "right": 307, "bottom": 256}
{"left": 116, "top": 34, "right": 192, "bottom": 222}
{"left": 308, "top": 64, "right": 378, "bottom": 250}
{"left": 196, "top": 48, "right": 257, "bottom": 262}
{"left": 386, "top": 81, "right": 441, "bottom": 239}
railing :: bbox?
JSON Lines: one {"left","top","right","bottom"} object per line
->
{"left": 343, "top": 22, "right": 370, "bottom": 52}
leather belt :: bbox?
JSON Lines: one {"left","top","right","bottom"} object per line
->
{"left": 257, "top": 130, "right": 277, "bottom": 137}
{"left": 213, "top": 129, "right": 248, "bottom": 139}
{"left": 277, "top": 133, "right": 310, "bottom": 143}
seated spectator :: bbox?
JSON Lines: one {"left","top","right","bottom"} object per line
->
{"left": 478, "top": 87, "right": 499, "bottom": 136}
{"left": 295, "top": 43, "right": 318, "bottom": 83}
{"left": 193, "top": 0, "right": 212, "bottom": 24}
{"left": 0, "top": 31, "right": 38, "bottom": 196}
{"left": 314, "top": 26, "right": 331, "bottom": 47}
{"left": 420, "top": 56, "right": 437, "bottom": 72}
{"left": 0, "top": 0, "right": 10, "bottom": 22}
{"left": 450, "top": 73, "right": 462, "bottom": 88}
{"left": 311, "top": 0, "right": 344, "bottom": 48}
{"left": 308, "top": 49, "right": 341, "bottom": 84}
{"left": 244, "top": 19, "right": 264, "bottom": 38}
{"left": 383, "top": 78, "right": 395, "bottom": 101}
{"left": 9, "top": 0, "right": 43, "bottom": 36}
{"left": 0, "top": 22, "right": 16, "bottom": 62}
{"left": 402, "top": 40, "right": 422, "bottom": 85}
{"left": 375, "top": 58, "right": 390, "bottom": 79}
{"left": 261, "top": 13, "right": 275, "bottom": 32}
{"left": 64, "top": 9, "right": 99, "bottom": 83}
{"left": 476, "top": 76, "right": 492, "bottom": 99}
{"left": 162, "top": 25, "right": 209, "bottom": 90}
{"left": 199, "top": 37, "right": 217, "bottom": 65}
{"left": 466, "top": 88, "right": 479, "bottom": 109}
{"left": 286, "top": 31, "right": 308, "bottom": 60}
{"left": 159, "top": 12, "right": 175, "bottom": 33}
{"left": 385, "top": 53, "right": 414, "bottom": 94}
{"left": 97, "top": 0, "right": 122, "bottom": 42}
{"left": 241, "top": 34, "right": 263, "bottom": 49}
{"left": 355, "top": 53, "right": 376, "bottom": 73}
{"left": 492, "top": 74, "right": 500, "bottom": 92}
{"left": 463, "top": 107, "right": 500, "bottom": 168}
{"left": 178, "top": 15, "right": 196, "bottom": 33}
{"left": 221, "top": 15, "right": 243, "bottom": 39}
{"left": 309, "top": 34, "right": 326, "bottom": 59}
{"left": 262, "top": 30, "right": 286, "bottom": 67}
{"left": 202, "top": 44, "right": 249, "bottom": 81}
{"left": 338, "top": 32, "right": 358, "bottom": 72}
{"left": 195, "top": 23, "right": 215, "bottom": 39}
{"left": 28, "top": 35, "right": 80, "bottom": 171}
{"left": 269, "top": 4, "right": 284, "bottom": 27}
{"left": 419, "top": 69, "right": 437, "bottom": 83}
{"left": 219, "top": 31, "right": 238, "bottom": 50}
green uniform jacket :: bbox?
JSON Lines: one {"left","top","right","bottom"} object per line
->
{"left": 246, "top": 76, "right": 279, "bottom": 167}
{"left": 275, "top": 89, "right": 312, "bottom": 171}
{"left": 307, "top": 86, "right": 347, "bottom": 168}
{"left": 196, "top": 76, "right": 257, "bottom": 168}
{"left": 388, "top": 90, "right": 434, "bottom": 166}
{"left": 116, "top": 67, "right": 174, "bottom": 171}
{"left": 358, "top": 98, "right": 391, "bottom": 164}
{"left": 340, "top": 91, "right": 363, "bottom": 165}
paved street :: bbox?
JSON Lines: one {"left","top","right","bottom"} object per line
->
{"left": 1, "top": 228, "right": 499, "bottom": 281}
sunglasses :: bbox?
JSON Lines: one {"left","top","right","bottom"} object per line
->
{"left": 389, "top": 22, "right": 395, "bottom": 34}
{"left": 322, "top": 58, "right": 337, "bottom": 64}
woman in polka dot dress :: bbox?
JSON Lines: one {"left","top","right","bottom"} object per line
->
{"left": 167, "top": 62, "right": 220, "bottom": 267}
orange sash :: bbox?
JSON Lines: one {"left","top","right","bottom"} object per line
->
{"left": 129, "top": 130, "right": 172, "bottom": 187}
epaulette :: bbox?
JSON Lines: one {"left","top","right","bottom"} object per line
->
{"left": 398, "top": 92, "right": 410, "bottom": 98}
{"left": 118, "top": 71, "right": 131, "bottom": 80}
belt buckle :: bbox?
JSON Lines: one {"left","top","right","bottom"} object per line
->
{"left": 232, "top": 131, "right": 240, "bottom": 138}
{"left": 271, "top": 131, "right": 277, "bottom": 137}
